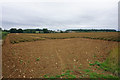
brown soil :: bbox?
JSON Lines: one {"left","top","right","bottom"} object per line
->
{"left": 2, "top": 34, "right": 118, "bottom": 78}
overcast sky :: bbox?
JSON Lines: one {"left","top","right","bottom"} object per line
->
{"left": 0, "top": 0, "right": 119, "bottom": 30}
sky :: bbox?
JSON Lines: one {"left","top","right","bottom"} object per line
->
{"left": 0, "top": 0, "right": 119, "bottom": 30}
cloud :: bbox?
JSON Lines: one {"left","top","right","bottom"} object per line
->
{"left": 1, "top": 0, "right": 118, "bottom": 30}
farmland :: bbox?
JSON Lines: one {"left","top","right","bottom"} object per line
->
{"left": 2, "top": 32, "right": 119, "bottom": 79}
{"left": 7, "top": 32, "right": 120, "bottom": 44}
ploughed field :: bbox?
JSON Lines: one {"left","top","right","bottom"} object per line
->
{"left": 2, "top": 32, "right": 119, "bottom": 78}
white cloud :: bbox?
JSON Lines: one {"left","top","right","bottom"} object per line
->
{"left": 0, "top": 0, "right": 119, "bottom": 30}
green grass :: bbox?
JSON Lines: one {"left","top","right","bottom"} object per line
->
{"left": 0, "top": 31, "right": 9, "bottom": 39}
{"left": 101, "top": 47, "right": 119, "bottom": 75}
{"left": 42, "top": 69, "right": 118, "bottom": 79}
{"left": 88, "top": 72, "right": 118, "bottom": 79}
{"left": 42, "top": 67, "right": 119, "bottom": 78}
{"left": 43, "top": 70, "right": 76, "bottom": 78}
{"left": 89, "top": 47, "right": 119, "bottom": 75}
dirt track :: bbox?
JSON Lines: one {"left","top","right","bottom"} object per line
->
{"left": 2, "top": 35, "right": 118, "bottom": 78}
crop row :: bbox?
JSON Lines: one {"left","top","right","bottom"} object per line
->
{"left": 28, "top": 32, "right": 119, "bottom": 41}
{"left": 9, "top": 33, "right": 45, "bottom": 44}
{"left": 8, "top": 32, "right": 120, "bottom": 44}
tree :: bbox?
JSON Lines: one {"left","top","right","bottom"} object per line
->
{"left": 18, "top": 28, "right": 23, "bottom": 33}
{"left": 60, "top": 30, "right": 63, "bottom": 33}
{"left": 10, "top": 28, "right": 17, "bottom": 33}
{"left": 0, "top": 28, "right": 2, "bottom": 31}
{"left": 36, "top": 29, "right": 40, "bottom": 31}
{"left": 3, "top": 29, "right": 9, "bottom": 32}
{"left": 43, "top": 28, "right": 49, "bottom": 33}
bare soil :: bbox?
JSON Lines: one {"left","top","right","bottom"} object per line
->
{"left": 2, "top": 34, "right": 118, "bottom": 78}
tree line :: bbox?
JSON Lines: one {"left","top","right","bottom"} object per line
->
{"left": 3, "top": 28, "right": 57, "bottom": 33}
{"left": 1, "top": 28, "right": 117, "bottom": 33}
{"left": 66, "top": 29, "right": 117, "bottom": 32}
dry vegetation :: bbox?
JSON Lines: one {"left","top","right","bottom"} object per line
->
{"left": 8, "top": 32, "right": 119, "bottom": 44}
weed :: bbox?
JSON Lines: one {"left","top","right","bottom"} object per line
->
{"left": 84, "top": 69, "right": 91, "bottom": 73}
{"left": 88, "top": 72, "right": 118, "bottom": 78}
{"left": 93, "top": 54, "right": 97, "bottom": 58}
{"left": 28, "top": 61, "right": 30, "bottom": 63}
{"left": 36, "top": 57, "right": 40, "bottom": 61}
{"left": 2, "top": 32, "right": 9, "bottom": 40}
{"left": 79, "top": 76, "right": 82, "bottom": 78}
{"left": 62, "top": 70, "right": 65, "bottom": 72}
{"left": 44, "top": 70, "right": 77, "bottom": 78}
{"left": 49, "top": 76, "right": 55, "bottom": 78}
{"left": 55, "top": 75, "right": 61, "bottom": 78}
{"left": 43, "top": 75, "right": 49, "bottom": 78}
{"left": 95, "top": 61, "right": 101, "bottom": 66}
{"left": 93, "top": 55, "right": 96, "bottom": 58}
{"left": 20, "top": 60, "right": 23, "bottom": 63}
{"left": 89, "top": 63, "right": 95, "bottom": 66}
{"left": 73, "top": 65, "right": 76, "bottom": 69}
{"left": 89, "top": 61, "right": 100, "bottom": 66}
{"left": 79, "top": 72, "right": 82, "bottom": 74}
{"left": 89, "top": 66, "right": 92, "bottom": 68}
{"left": 80, "top": 64, "right": 82, "bottom": 66}
{"left": 78, "top": 67, "right": 81, "bottom": 69}
{"left": 103, "top": 47, "right": 119, "bottom": 74}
